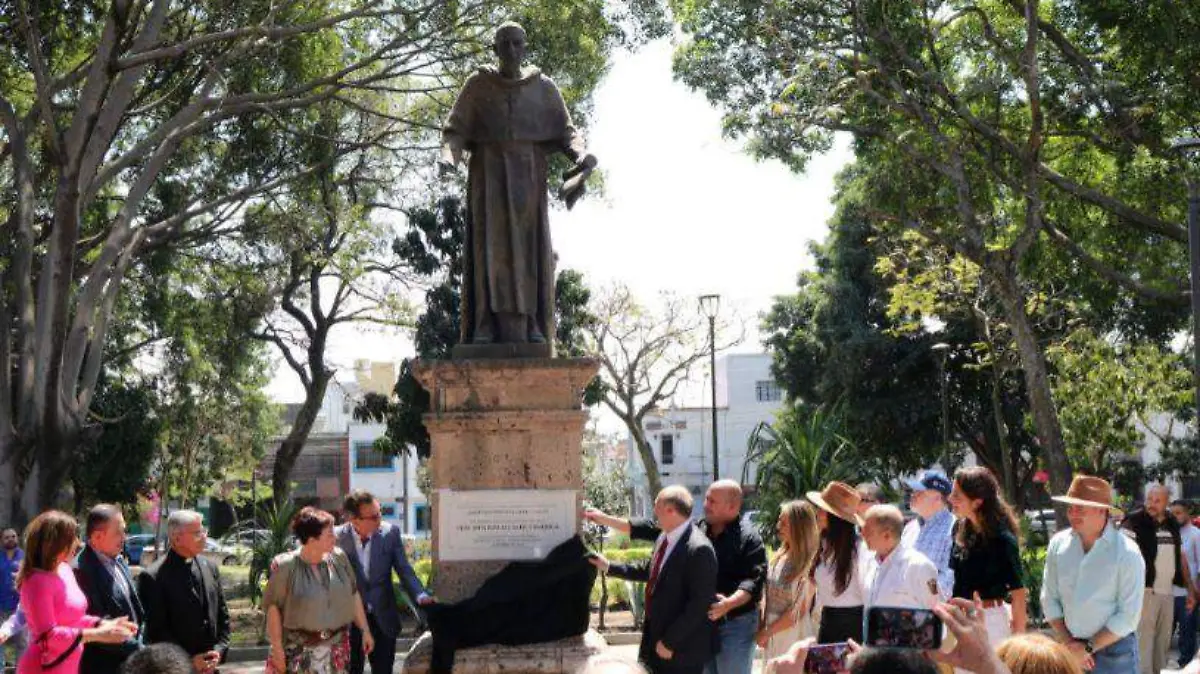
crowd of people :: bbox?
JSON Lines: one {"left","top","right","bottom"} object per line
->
{"left": 0, "top": 489, "right": 431, "bottom": 674}
{"left": 584, "top": 470, "right": 1200, "bottom": 674}
{"left": 4, "top": 469, "right": 1200, "bottom": 674}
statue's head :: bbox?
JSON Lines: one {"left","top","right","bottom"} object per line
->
{"left": 493, "top": 22, "right": 527, "bottom": 73}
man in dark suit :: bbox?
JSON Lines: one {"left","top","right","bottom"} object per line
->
{"left": 336, "top": 489, "right": 434, "bottom": 674}
{"left": 592, "top": 486, "right": 718, "bottom": 674}
{"left": 76, "top": 503, "right": 144, "bottom": 674}
{"left": 138, "top": 510, "right": 231, "bottom": 673}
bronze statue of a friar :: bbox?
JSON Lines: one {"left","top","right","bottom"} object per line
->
{"left": 440, "top": 22, "right": 596, "bottom": 351}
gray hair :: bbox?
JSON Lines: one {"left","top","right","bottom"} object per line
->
{"left": 166, "top": 510, "right": 203, "bottom": 537}
{"left": 578, "top": 654, "right": 648, "bottom": 674}
{"left": 864, "top": 504, "right": 905, "bottom": 540}
{"left": 656, "top": 485, "right": 694, "bottom": 517}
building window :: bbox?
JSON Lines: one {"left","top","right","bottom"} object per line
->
{"left": 755, "top": 380, "right": 782, "bottom": 402}
{"left": 380, "top": 504, "right": 396, "bottom": 518}
{"left": 415, "top": 504, "right": 431, "bottom": 532}
{"left": 353, "top": 442, "right": 393, "bottom": 471}
{"left": 645, "top": 420, "right": 663, "bottom": 431}
{"left": 661, "top": 434, "right": 674, "bottom": 465}
{"left": 318, "top": 455, "right": 338, "bottom": 473}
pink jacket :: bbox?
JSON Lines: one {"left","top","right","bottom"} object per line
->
{"left": 17, "top": 563, "right": 99, "bottom": 674}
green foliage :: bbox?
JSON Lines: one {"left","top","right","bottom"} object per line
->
{"left": 72, "top": 377, "right": 161, "bottom": 509}
{"left": 743, "top": 404, "right": 863, "bottom": 543}
{"left": 1020, "top": 542, "right": 1049, "bottom": 627}
{"left": 1047, "top": 328, "right": 1191, "bottom": 474}
{"left": 248, "top": 501, "right": 298, "bottom": 607}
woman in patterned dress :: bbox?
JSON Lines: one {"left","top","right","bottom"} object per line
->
{"left": 758, "top": 500, "right": 820, "bottom": 660}
{"left": 265, "top": 507, "right": 374, "bottom": 674}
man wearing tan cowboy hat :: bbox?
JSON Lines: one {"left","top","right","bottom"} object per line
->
{"left": 1042, "top": 475, "right": 1144, "bottom": 674}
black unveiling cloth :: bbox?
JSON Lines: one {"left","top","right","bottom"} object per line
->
{"left": 425, "top": 535, "right": 597, "bottom": 673}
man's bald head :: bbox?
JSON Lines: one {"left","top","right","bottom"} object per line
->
{"left": 1146, "top": 483, "right": 1171, "bottom": 518}
{"left": 703, "top": 479, "right": 743, "bottom": 526}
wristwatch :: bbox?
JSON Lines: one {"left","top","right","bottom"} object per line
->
{"left": 1083, "top": 640, "right": 1096, "bottom": 655}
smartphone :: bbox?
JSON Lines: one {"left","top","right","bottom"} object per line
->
{"left": 803, "top": 642, "right": 850, "bottom": 674}
{"left": 865, "top": 606, "right": 943, "bottom": 649}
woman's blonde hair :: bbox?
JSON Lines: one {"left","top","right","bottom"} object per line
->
{"left": 775, "top": 500, "right": 819, "bottom": 583}
{"left": 996, "top": 633, "right": 1084, "bottom": 674}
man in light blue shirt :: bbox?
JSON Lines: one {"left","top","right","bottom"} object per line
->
{"left": 1042, "top": 475, "right": 1145, "bottom": 674}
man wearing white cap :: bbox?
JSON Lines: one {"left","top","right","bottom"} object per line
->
{"left": 1042, "top": 475, "right": 1144, "bottom": 674}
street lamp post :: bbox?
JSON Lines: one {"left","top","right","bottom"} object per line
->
{"left": 932, "top": 342, "right": 951, "bottom": 469}
{"left": 1172, "top": 138, "right": 1200, "bottom": 433}
{"left": 699, "top": 294, "right": 721, "bottom": 483}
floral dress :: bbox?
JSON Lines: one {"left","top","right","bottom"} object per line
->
{"left": 762, "top": 556, "right": 815, "bottom": 661}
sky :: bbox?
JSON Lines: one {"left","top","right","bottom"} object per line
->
{"left": 265, "top": 38, "right": 853, "bottom": 410}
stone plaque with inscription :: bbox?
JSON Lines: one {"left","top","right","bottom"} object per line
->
{"left": 438, "top": 489, "right": 576, "bottom": 561}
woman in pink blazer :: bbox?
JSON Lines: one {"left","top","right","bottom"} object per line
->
{"left": 16, "top": 510, "right": 136, "bottom": 674}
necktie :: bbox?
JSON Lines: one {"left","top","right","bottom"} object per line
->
{"left": 644, "top": 538, "right": 668, "bottom": 614}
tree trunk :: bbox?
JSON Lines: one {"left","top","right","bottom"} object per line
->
{"left": 630, "top": 424, "right": 663, "bottom": 500}
{"left": 992, "top": 272, "right": 1071, "bottom": 515}
{"left": 989, "top": 367, "right": 1017, "bottom": 504}
{"left": 271, "top": 373, "right": 333, "bottom": 504}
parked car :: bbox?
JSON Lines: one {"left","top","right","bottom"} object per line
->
{"left": 1025, "top": 509, "right": 1058, "bottom": 535}
{"left": 123, "top": 534, "right": 159, "bottom": 566}
{"left": 140, "top": 538, "right": 245, "bottom": 567}
{"left": 220, "top": 526, "right": 270, "bottom": 548}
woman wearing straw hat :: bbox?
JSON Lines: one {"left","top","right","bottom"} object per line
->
{"left": 806, "top": 482, "right": 867, "bottom": 643}
{"left": 947, "top": 467, "right": 1027, "bottom": 670}
{"left": 1041, "top": 475, "right": 1143, "bottom": 674}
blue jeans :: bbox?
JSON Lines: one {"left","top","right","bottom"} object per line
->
{"left": 1177, "top": 595, "right": 1199, "bottom": 664}
{"left": 1092, "top": 632, "right": 1138, "bottom": 674}
{"left": 704, "top": 610, "right": 757, "bottom": 674}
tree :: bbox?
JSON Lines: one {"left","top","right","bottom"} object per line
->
{"left": 0, "top": 0, "right": 513, "bottom": 520}
{"left": 583, "top": 283, "right": 742, "bottom": 498}
{"left": 743, "top": 404, "right": 861, "bottom": 543}
{"left": 669, "top": 0, "right": 1198, "bottom": 499}
{"left": 762, "top": 173, "right": 1042, "bottom": 502}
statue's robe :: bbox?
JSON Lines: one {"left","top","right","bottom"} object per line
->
{"left": 442, "top": 67, "right": 586, "bottom": 344}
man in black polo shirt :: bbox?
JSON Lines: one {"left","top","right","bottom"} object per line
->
{"left": 586, "top": 479, "right": 767, "bottom": 674}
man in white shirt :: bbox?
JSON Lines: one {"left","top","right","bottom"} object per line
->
{"left": 861, "top": 505, "right": 940, "bottom": 611}
{"left": 1174, "top": 500, "right": 1200, "bottom": 664}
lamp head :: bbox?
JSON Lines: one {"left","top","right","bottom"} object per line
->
{"left": 699, "top": 294, "right": 720, "bottom": 318}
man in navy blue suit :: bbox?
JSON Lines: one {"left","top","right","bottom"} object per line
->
{"left": 336, "top": 489, "right": 435, "bottom": 674}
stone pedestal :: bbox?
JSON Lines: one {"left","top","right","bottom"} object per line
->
{"left": 401, "top": 630, "right": 607, "bottom": 674}
{"left": 404, "top": 357, "right": 604, "bottom": 674}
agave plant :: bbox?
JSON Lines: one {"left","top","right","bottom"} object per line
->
{"left": 248, "top": 500, "right": 298, "bottom": 609}
{"left": 742, "top": 403, "right": 862, "bottom": 544}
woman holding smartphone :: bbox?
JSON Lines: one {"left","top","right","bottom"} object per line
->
{"left": 806, "top": 482, "right": 867, "bottom": 644}
{"left": 948, "top": 467, "right": 1027, "bottom": 663}
{"left": 758, "top": 500, "right": 820, "bottom": 659}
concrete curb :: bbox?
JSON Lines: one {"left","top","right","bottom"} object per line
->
{"left": 224, "top": 633, "right": 644, "bottom": 662}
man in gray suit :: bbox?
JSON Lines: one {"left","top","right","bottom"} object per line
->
{"left": 337, "top": 489, "right": 434, "bottom": 674}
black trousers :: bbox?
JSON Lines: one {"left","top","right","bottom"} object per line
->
{"left": 818, "top": 605, "right": 864, "bottom": 644}
{"left": 350, "top": 614, "right": 396, "bottom": 674}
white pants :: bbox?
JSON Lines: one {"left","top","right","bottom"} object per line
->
{"left": 954, "top": 605, "right": 1011, "bottom": 674}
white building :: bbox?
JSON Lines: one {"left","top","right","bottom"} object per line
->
{"left": 269, "top": 362, "right": 430, "bottom": 536}
{"left": 626, "top": 353, "right": 785, "bottom": 516}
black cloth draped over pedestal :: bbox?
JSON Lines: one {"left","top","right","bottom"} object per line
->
{"left": 425, "top": 536, "right": 597, "bottom": 673}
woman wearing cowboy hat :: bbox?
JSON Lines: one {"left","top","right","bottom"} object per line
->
{"left": 806, "top": 482, "right": 868, "bottom": 644}
{"left": 1042, "top": 475, "right": 1144, "bottom": 674}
